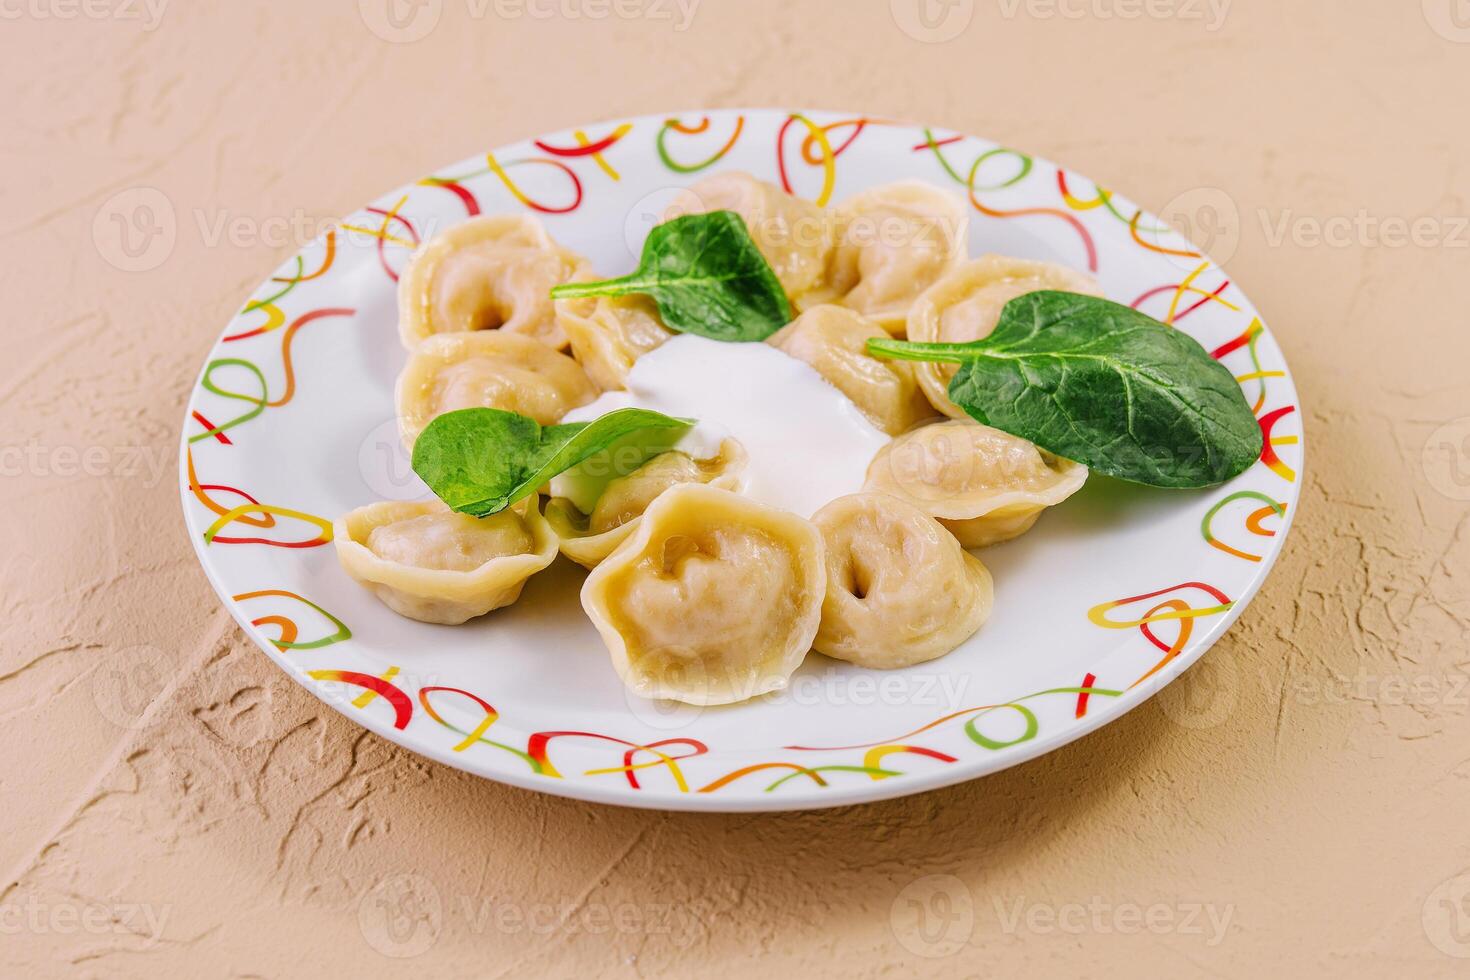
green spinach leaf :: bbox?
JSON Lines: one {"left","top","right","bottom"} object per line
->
{"left": 868, "top": 291, "right": 1263, "bottom": 488}
{"left": 550, "top": 211, "right": 792, "bottom": 342}
{"left": 411, "top": 407, "right": 693, "bottom": 517}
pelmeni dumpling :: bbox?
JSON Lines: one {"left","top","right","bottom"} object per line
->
{"left": 864, "top": 420, "right": 1088, "bottom": 547}
{"left": 811, "top": 493, "right": 993, "bottom": 669}
{"left": 663, "top": 171, "right": 835, "bottom": 305}
{"left": 545, "top": 440, "right": 748, "bottom": 569}
{"left": 334, "top": 499, "right": 557, "bottom": 625}
{"left": 825, "top": 181, "right": 969, "bottom": 333}
{"left": 553, "top": 292, "right": 673, "bottom": 391}
{"left": 398, "top": 215, "right": 588, "bottom": 350}
{"left": 766, "top": 305, "right": 936, "bottom": 436}
{"left": 908, "top": 256, "right": 1104, "bottom": 418}
{"left": 396, "top": 332, "right": 597, "bottom": 447}
{"left": 581, "top": 485, "right": 826, "bottom": 705}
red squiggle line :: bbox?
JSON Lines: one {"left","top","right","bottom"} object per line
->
{"left": 775, "top": 114, "right": 806, "bottom": 197}
{"left": 186, "top": 449, "right": 274, "bottom": 529}
{"left": 799, "top": 117, "right": 876, "bottom": 162}
{"left": 425, "top": 179, "right": 480, "bottom": 216}
{"left": 1259, "top": 406, "right": 1297, "bottom": 479}
{"left": 912, "top": 135, "right": 963, "bottom": 151}
{"left": 366, "top": 206, "right": 420, "bottom": 282}
{"left": 533, "top": 131, "right": 625, "bottom": 157}
{"left": 191, "top": 411, "right": 231, "bottom": 445}
{"left": 308, "top": 670, "right": 412, "bottom": 730}
{"left": 1131, "top": 281, "right": 1229, "bottom": 323}
{"left": 1076, "top": 672, "right": 1097, "bottom": 718}
{"left": 1211, "top": 319, "right": 1264, "bottom": 359}
{"left": 969, "top": 196, "right": 1100, "bottom": 272}
{"left": 527, "top": 731, "right": 708, "bottom": 788}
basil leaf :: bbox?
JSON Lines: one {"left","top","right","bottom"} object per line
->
{"left": 868, "top": 291, "right": 1263, "bottom": 489}
{"left": 550, "top": 211, "right": 792, "bottom": 342}
{"left": 411, "top": 407, "right": 693, "bottom": 517}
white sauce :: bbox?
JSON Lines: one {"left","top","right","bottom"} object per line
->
{"left": 555, "top": 334, "right": 891, "bottom": 517}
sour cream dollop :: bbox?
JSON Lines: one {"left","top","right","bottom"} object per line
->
{"left": 554, "top": 334, "right": 891, "bottom": 517}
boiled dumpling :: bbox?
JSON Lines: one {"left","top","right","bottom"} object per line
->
{"left": 398, "top": 214, "right": 588, "bottom": 350}
{"left": 864, "top": 419, "right": 1088, "bottom": 547}
{"left": 825, "top": 181, "right": 969, "bottom": 333}
{"left": 766, "top": 305, "right": 936, "bottom": 436}
{"left": 811, "top": 493, "right": 993, "bottom": 669}
{"left": 545, "top": 440, "right": 748, "bottom": 569}
{"left": 334, "top": 499, "right": 557, "bottom": 625}
{"left": 553, "top": 292, "right": 673, "bottom": 391}
{"left": 663, "top": 171, "right": 835, "bottom": 305}
{"left": 581, "top": 484, "right": 826, "bottom": 705}
{"left": 396, "top": 332, "right": 597, "bottom": 448}
{"left": 908, "top": 256, "right": 1103, "bottom": 418}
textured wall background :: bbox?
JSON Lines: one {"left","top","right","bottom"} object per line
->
{"left": 3, "top": 1, "right": 1468, "bottom": 975}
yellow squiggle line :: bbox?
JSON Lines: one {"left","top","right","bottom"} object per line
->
{"left": 340, "top": 194, "right": 415, "bottom": 249}
{"left": 202, "top": 504, "right": 333, "bottom": 545}
{"left": 353, "top": 666, "right": 400, "bottom": 708}
{"left": 1089, "top": 602, "right": 1233, "bottom": 630}
{"left": 577, "top": 124, "right": 630, "bottom": 180}
{"left": 584, "top": 747, "right": 693, "bottom": 793}
{"left": 239, "top": 301, "right": 287, "bottom": 335}
{"left": 788, "top": 114, "right": 837, "bottom": 206}
{"left": 1166, "top": 262, "right": 1211, "bottom": 324}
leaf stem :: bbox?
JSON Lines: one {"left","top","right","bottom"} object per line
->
{"left": 549, "top": 275, "right": 641, "bottom": 300}
{"left": 865, "top": 338, "right": 981, "bottom": 365}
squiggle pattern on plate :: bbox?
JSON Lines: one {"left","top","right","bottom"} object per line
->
{"left": 182, "top": 110, "right": 1302, "bottom": 804}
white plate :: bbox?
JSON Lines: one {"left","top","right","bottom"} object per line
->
{"left": 180, "top": 108, "right": 1303, "bottom": 811}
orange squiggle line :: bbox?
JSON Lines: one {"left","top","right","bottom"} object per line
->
{"left": 263, "top": 307, "right": 356, "bottom": 408}
{"left": 186, "top": 448, "right": 275, "bottom": 529}
{"left": 1131, "top": 208, "right": 1203, "bottom": 259}
{"left": 271, "top": 228, "right": 337, "bottom": 284}
{"left": 698, "top": 762, "right": 829, "bottom": 793}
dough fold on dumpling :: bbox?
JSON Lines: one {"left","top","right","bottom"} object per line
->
{"left": 581, "top": 485, "right": 825, "bottom": 705}
{"left": 553, "top": 292, "right": 673, "bottom": 391}
{"left": 334, "top": 499, "right": 557, "bottom": 625}
{"left": 545, "top": 440, "right": 748, "bottom": 569}
{"left": 864, "top": 419, "right": 1088, "bottom": 547}
{"left": 663, "top": 171, "right": 835, "bottom": 306}
{"left": 907, "top": 255, "right": 1103, "bottom": 418}
{"left": 398, "top": 215, "right": 588, "bottom": 350}
{"left": 766, "top": 305, "right": 936, "bottom": 436}
{"left": 812, "top": 493, "right": 993, "bottom": 669}
{"left": 824, "top": 181, "right": 969, "bottom": 333}
{"left": 396, "top": 332, "right": 596, "bottom": 448}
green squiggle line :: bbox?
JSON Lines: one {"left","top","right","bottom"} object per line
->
{"left": 1201, "top": 490, "right": 1285, "bottom": 547}
{"left": 272, "top": 595, "right": 352, "bottom": 651}
{"left": 765, "top": 765, "right": 901, "bottom": 793}
{"left": 191, "top": 358, "right": 268, "bottom": 443}
{"left": 656, "top": 120, "right": 732, "bottom": 174}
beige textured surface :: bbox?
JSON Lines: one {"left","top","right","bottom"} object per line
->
{"left": 3, "top": 1, "right": 1467, "bottom": 975}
